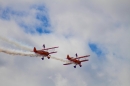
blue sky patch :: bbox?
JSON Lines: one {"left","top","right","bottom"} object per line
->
{"left": 0, "top": 5, "right": 51, "bottom": 34}
{"left": 36, "top": 27, "right": 51, "bottom": 34}
{"left": 0, "top": 7, "right": 26, "bottom": 20}
{"left": 89, "top": 43, "right": 103, "bottom": 56}
{"left": 0, "top": 7, "right": 11, "bottom": 20}
{"left": 32, "top": 5, "right": 50, "bottom": 27}
{"left": 36, "top": 14, "right": 49, "bottom": 27}
{"left": 20, "top": 5, "right": 51, "bottom": 34}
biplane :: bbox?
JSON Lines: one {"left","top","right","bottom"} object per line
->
{"left": 33, "top": 44, "right": 58, "bottom": 60}
{"left": 63, "top": 53, "right": 90, "bottom": 68}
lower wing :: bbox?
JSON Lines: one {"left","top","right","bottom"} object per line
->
{"left": 49, "top": 51, "right": 57, "bottom": 54}
{"left": 63, "top": 63, "right": 73, "bottom": 65}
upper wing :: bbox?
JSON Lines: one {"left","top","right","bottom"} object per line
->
{"left": 75, "top": 55, "right": 90, "bottom": 59}
{"left": 80, "top": 59, "right": 89, "bottom": 62}
{"left": 63, "top": 63, "right": 73, "bottom": 65}
{"left": 42, "top": 47, "right": 59, "bottom": 50}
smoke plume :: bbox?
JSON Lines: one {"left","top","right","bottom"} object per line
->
{"left": 0, "top": 36, "right": 32, "bottom": 51}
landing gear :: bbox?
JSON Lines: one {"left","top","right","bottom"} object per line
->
{"left": 79, "top": 65, "right": 82, "bottom": 67}
{"left": 48, "top": 55, "right": 51, "bottom": 59}
{"left": 41, "top": 57, "right": 44, "bottom": 60}
{"left": 74, "top": 66, "right": 76, "bottom": 68}
{"left": 48, "top": 57, "right": 50, "bottom": 59}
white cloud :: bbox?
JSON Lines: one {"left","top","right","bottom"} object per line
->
{"left": 0, "top": 0, "right": 130, "bottom": 86}
{"left": 53, "top": 74, "right": 70, "bottom": 86}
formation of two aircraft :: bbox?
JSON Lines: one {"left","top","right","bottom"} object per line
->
{"left": 33, "top": 44, "right": 90, "bottom": 68}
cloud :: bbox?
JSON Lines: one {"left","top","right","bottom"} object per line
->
{"left": 0, "top": 4, "right": 51, "bottom": 34}
{"left": 53, "top": 74, "right": 70, "bottom": 86}
{"left": 0, "top": 0, "right": 130, "bottom": 86}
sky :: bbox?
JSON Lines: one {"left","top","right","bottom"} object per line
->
{"left": 0, "top": 0, "right": 130, "bottom": 86}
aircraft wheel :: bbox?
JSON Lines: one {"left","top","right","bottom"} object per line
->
{"left": 74, "top": 66, "right": 76, "bottom": 68}
{"left": 80, "top": 65, "right": 82, "bottom": 67}
{"left": 41, "top": 58, "right": 44, "bottom": 60}
{"left": 48, "top": 57, "right": 50, "bottom": 59}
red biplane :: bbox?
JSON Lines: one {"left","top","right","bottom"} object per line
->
{"left": 33, "top": 44, "right": 58, "bottom": 60}
{"left": 63, "top": 53, "right": 90, "bottom": 68}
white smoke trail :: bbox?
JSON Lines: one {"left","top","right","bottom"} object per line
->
{"left": 0, "top": 48, "right": 39, "bottom": 57}
{"left": 0, "top": 47, "right": 68, "bottom": 62}
{"left": 50, "top": 56, "right": 69, "bottom": 63}
{"left": 0, "top": 36, "right": 68, "bottom": 63}
{"left": 0, "top": 36, "right": 32, "bottom": 51}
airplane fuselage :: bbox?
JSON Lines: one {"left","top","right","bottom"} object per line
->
{"left": 35, "top": 50, "right": 49, "bottom": 56}
{"left": 33, "top": 47, "right": 49, "bottom": 56}
{"left": 68, "top": 58, "right": 81, "bottom": 65}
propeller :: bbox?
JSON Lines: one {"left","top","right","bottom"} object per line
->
{"left": 76, "top": 53, "right": 78, "bottom": 57}
{"left": 43, "top": 44, "right": 45, "bottom": 49}
{"left": 76, "top": 53, "right": 80, "bottom": 61}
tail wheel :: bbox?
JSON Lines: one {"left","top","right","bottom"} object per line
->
{"left": 48, "top": 57, "right": 50, "bottom": 59}
{"left": 74, "top": 66, "right": 76, "bottom": 68}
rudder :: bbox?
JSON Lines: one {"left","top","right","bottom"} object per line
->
{"left": 33, "top": 47, "right": 37, "bottom": 52}
{"left": 67, "top": 55, "right": 70, "bottom": 59}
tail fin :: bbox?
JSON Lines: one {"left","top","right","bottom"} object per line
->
{"left": 67, "top": 55, "right": 70, "bottom": 59}
{"left": 33, "top": 47, "right": 37, "bottom": 52}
